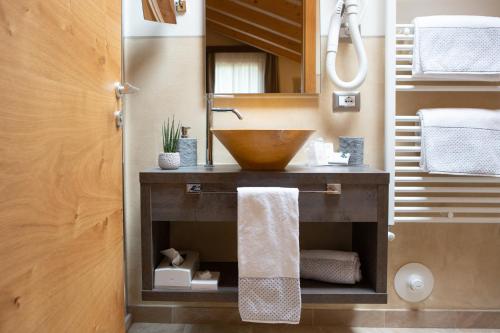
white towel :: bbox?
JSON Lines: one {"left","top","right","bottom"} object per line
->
{"left": 412, "top": 16, "right": 500, "bottom": 81}
{"left": 237, "top": 187, "right": 301, "bottom": 324}
{"left": 418, "top": 108, "right": 500, "bottom": 177}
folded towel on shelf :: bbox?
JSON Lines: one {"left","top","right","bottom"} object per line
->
{"left": 418, "top": 108, "right": 500, "bottom": 177}
{"left": 412, "top": 16, "right": 500, "bottom": 81}
{"left": 237, "top": 187, "right": 301, "bottom": 324}
{"left": 300, "top": 250, "right": 361, "bottom": 285}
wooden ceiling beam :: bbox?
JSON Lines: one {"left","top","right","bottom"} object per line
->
{"left": 207, "top": 21, "right": 302, "bottom": 62}
{"left": 206, "top": 0, "right": 302, "bottom": 41}
{"left": 206, "top": 8, "right": 302, "bottom": 54}
{"left": 235, "top": 0, "right": 303, "bottom": 24}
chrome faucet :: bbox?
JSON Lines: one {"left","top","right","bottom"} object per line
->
{"left": 206, "top": 93, "right": 243, "bottom": 166}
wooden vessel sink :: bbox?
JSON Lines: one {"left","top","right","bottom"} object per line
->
{"left": 212, "top": 129, "right": 315, "bottom": 170}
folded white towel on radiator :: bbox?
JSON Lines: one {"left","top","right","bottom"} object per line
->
{"left": 418, "top": 108, "right": 500, "bottom": 177}
{"left": 412, "top": 16, "right": 500, "bottom": 81}
{"left": 237, "top": 187, "right": 301, "bottom": 324}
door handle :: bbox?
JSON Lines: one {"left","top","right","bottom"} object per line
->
{"left": 115, "top": 82, "right": 140, "bottom": 98}
{"left": 114, "top": 82, "right": 139, "bottom": 128}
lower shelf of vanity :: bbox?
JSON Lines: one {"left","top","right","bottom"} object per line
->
{"left": 142, "top": 262, "right": 387, "bottom": 304}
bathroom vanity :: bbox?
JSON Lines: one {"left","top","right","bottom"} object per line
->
{"left": 140, "top": 165, "right": 389, "bottom": 304}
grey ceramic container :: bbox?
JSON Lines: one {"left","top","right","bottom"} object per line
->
{"left": 339, "top": 136, "right": 364, "bottom": 166}
{"left": 178, "top": 138, "right": 197, "bottom": 167}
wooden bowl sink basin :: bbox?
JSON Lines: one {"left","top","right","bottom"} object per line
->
{"left": 212, "top": 129, "right": 315, "bottom": 170}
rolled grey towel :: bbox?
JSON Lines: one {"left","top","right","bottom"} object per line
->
{"left": 300, "top": 250, "right": 361, "bottom": 285}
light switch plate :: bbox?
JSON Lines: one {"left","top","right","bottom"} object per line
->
{"left": 333, "top": 91, "right": 361, "bottom": 112}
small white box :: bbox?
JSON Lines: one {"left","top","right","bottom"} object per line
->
{"left": 191, "top": 271, "right": 220, "bottom": 291}
{"left": 154, "top": 251, "right": 199, "bottom": 288}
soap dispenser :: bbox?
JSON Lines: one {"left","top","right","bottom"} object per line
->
{"left": 178, "top": 126, "right": 197, "bottom": 167}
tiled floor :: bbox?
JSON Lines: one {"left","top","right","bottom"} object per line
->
{"left": 128, "top": 323, "right": 500, "bottom": 333}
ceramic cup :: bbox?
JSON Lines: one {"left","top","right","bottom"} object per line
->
{"left": 158, "top": 152, "right": 180, "bottom": 170}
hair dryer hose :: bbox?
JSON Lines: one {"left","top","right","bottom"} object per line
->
{"left": 326, "top": 0, "right": 368, "bottom": 90}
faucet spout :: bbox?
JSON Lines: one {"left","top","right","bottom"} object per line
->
{"left": 233, "top": 109, "right": 243, "bottom": 120}
{"left": 206, "top": 94, "right": 244, "bottom": 166}
{"left": 212, "top": 108, "right": 243, "bottom": 120}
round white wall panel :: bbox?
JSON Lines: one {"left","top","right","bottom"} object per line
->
{"left": 394, "top": 263, "right": 434, "bottom": 303}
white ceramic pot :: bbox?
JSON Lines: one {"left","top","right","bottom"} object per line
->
{"left": 158, "top": 152, "right": 180, "bottom": 170}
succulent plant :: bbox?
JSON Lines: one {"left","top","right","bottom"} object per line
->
{"left": 162, "top": 117, "right": 181, "bottom": 153}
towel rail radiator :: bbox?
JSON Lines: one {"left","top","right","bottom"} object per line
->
{"left": 392, "top": 116, "right": 500, "bottom": 224}
{"left": 385, "top": 0, "right": 500, "bottom": 224}
{"left": 394, "top": 24, "right": 500, "bottom": 92}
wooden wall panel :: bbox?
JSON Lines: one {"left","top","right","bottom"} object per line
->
{"left": 207, "top": 21, "right": 302, "bottom": 62}
{"left": 0, "top": 1, "right": 124, "bottom": 332}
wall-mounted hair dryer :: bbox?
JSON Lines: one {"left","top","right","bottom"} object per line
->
{"left": 326, "top": 0, "right": 367, "bottom": 90}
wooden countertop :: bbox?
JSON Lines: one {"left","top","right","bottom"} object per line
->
{"left": 140, "top": 164, "right": 389, "bottom": 184}
{"left": 142, "top": 164, "right": 386, "bottom": 174}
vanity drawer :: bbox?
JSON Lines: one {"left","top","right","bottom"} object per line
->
{"left": 148, "top": 183, "right": 378, "bottom": 223}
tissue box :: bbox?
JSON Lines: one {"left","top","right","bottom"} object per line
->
{"left": 191, "top": 271, "right": 220, "bottom": 291}
{"left": 154, "top": 251, "right": 199, "bottom": 288}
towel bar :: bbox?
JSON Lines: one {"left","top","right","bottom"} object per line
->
{"left": 393, "top": 24, "right": 500, "bottom": 92}
{"left": 388, "top": 116, "right": 500, "bottom": 224}
{"left": 185, "top": 183, "right": 342, "bottom": 195}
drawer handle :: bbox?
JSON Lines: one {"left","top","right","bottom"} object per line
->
{"left": 186, "top": 183, "right": 202, "bottom": 193}
{"left": 302, "top": 184, "right": 341, "bottom": 195}
{"left": 186, "top": 183, "right": 341, "bottom": 195}
{"left": 325, "top": 183, "right": 342, "bottom": 195}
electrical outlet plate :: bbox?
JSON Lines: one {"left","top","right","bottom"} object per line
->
{"left": 333, "top": 91, "right": 361, "bottom": 112}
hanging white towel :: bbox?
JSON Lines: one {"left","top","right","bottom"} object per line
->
{"left": 412, "top": 16, "right": 500, "bottom": 81}
{"left": 237, "top": 187, "right": 301, "bottom": 324}
{"left": 418, "top": 108, "right": 500, "bottom": 177}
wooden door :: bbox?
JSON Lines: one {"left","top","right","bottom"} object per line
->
{"left": 0, "top": 1, "right": 124, "bottom": 332}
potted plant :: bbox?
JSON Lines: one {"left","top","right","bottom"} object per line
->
{"left": 158, "top": 117, "right": 181, "bottom": 170}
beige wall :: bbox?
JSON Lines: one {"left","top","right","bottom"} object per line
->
{"left": 123, "top": 35, "right": 500, "bottom": 310}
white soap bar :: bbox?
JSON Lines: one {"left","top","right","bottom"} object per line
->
{"left": 191, "top": 271, "right": 220, "bottom": 291}
{"left": 154, "top": 251, "right": 199, "bottom": 288}
{"left": 328, "top": 152, "right": 351, "bottom": 165}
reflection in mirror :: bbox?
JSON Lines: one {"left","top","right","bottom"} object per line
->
{"left": 205, "top": 0, "right": 320, "bottom": 95}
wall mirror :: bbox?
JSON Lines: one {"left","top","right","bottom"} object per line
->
{"left": 205, "top": 0, "right": 320, "bottom": 95}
